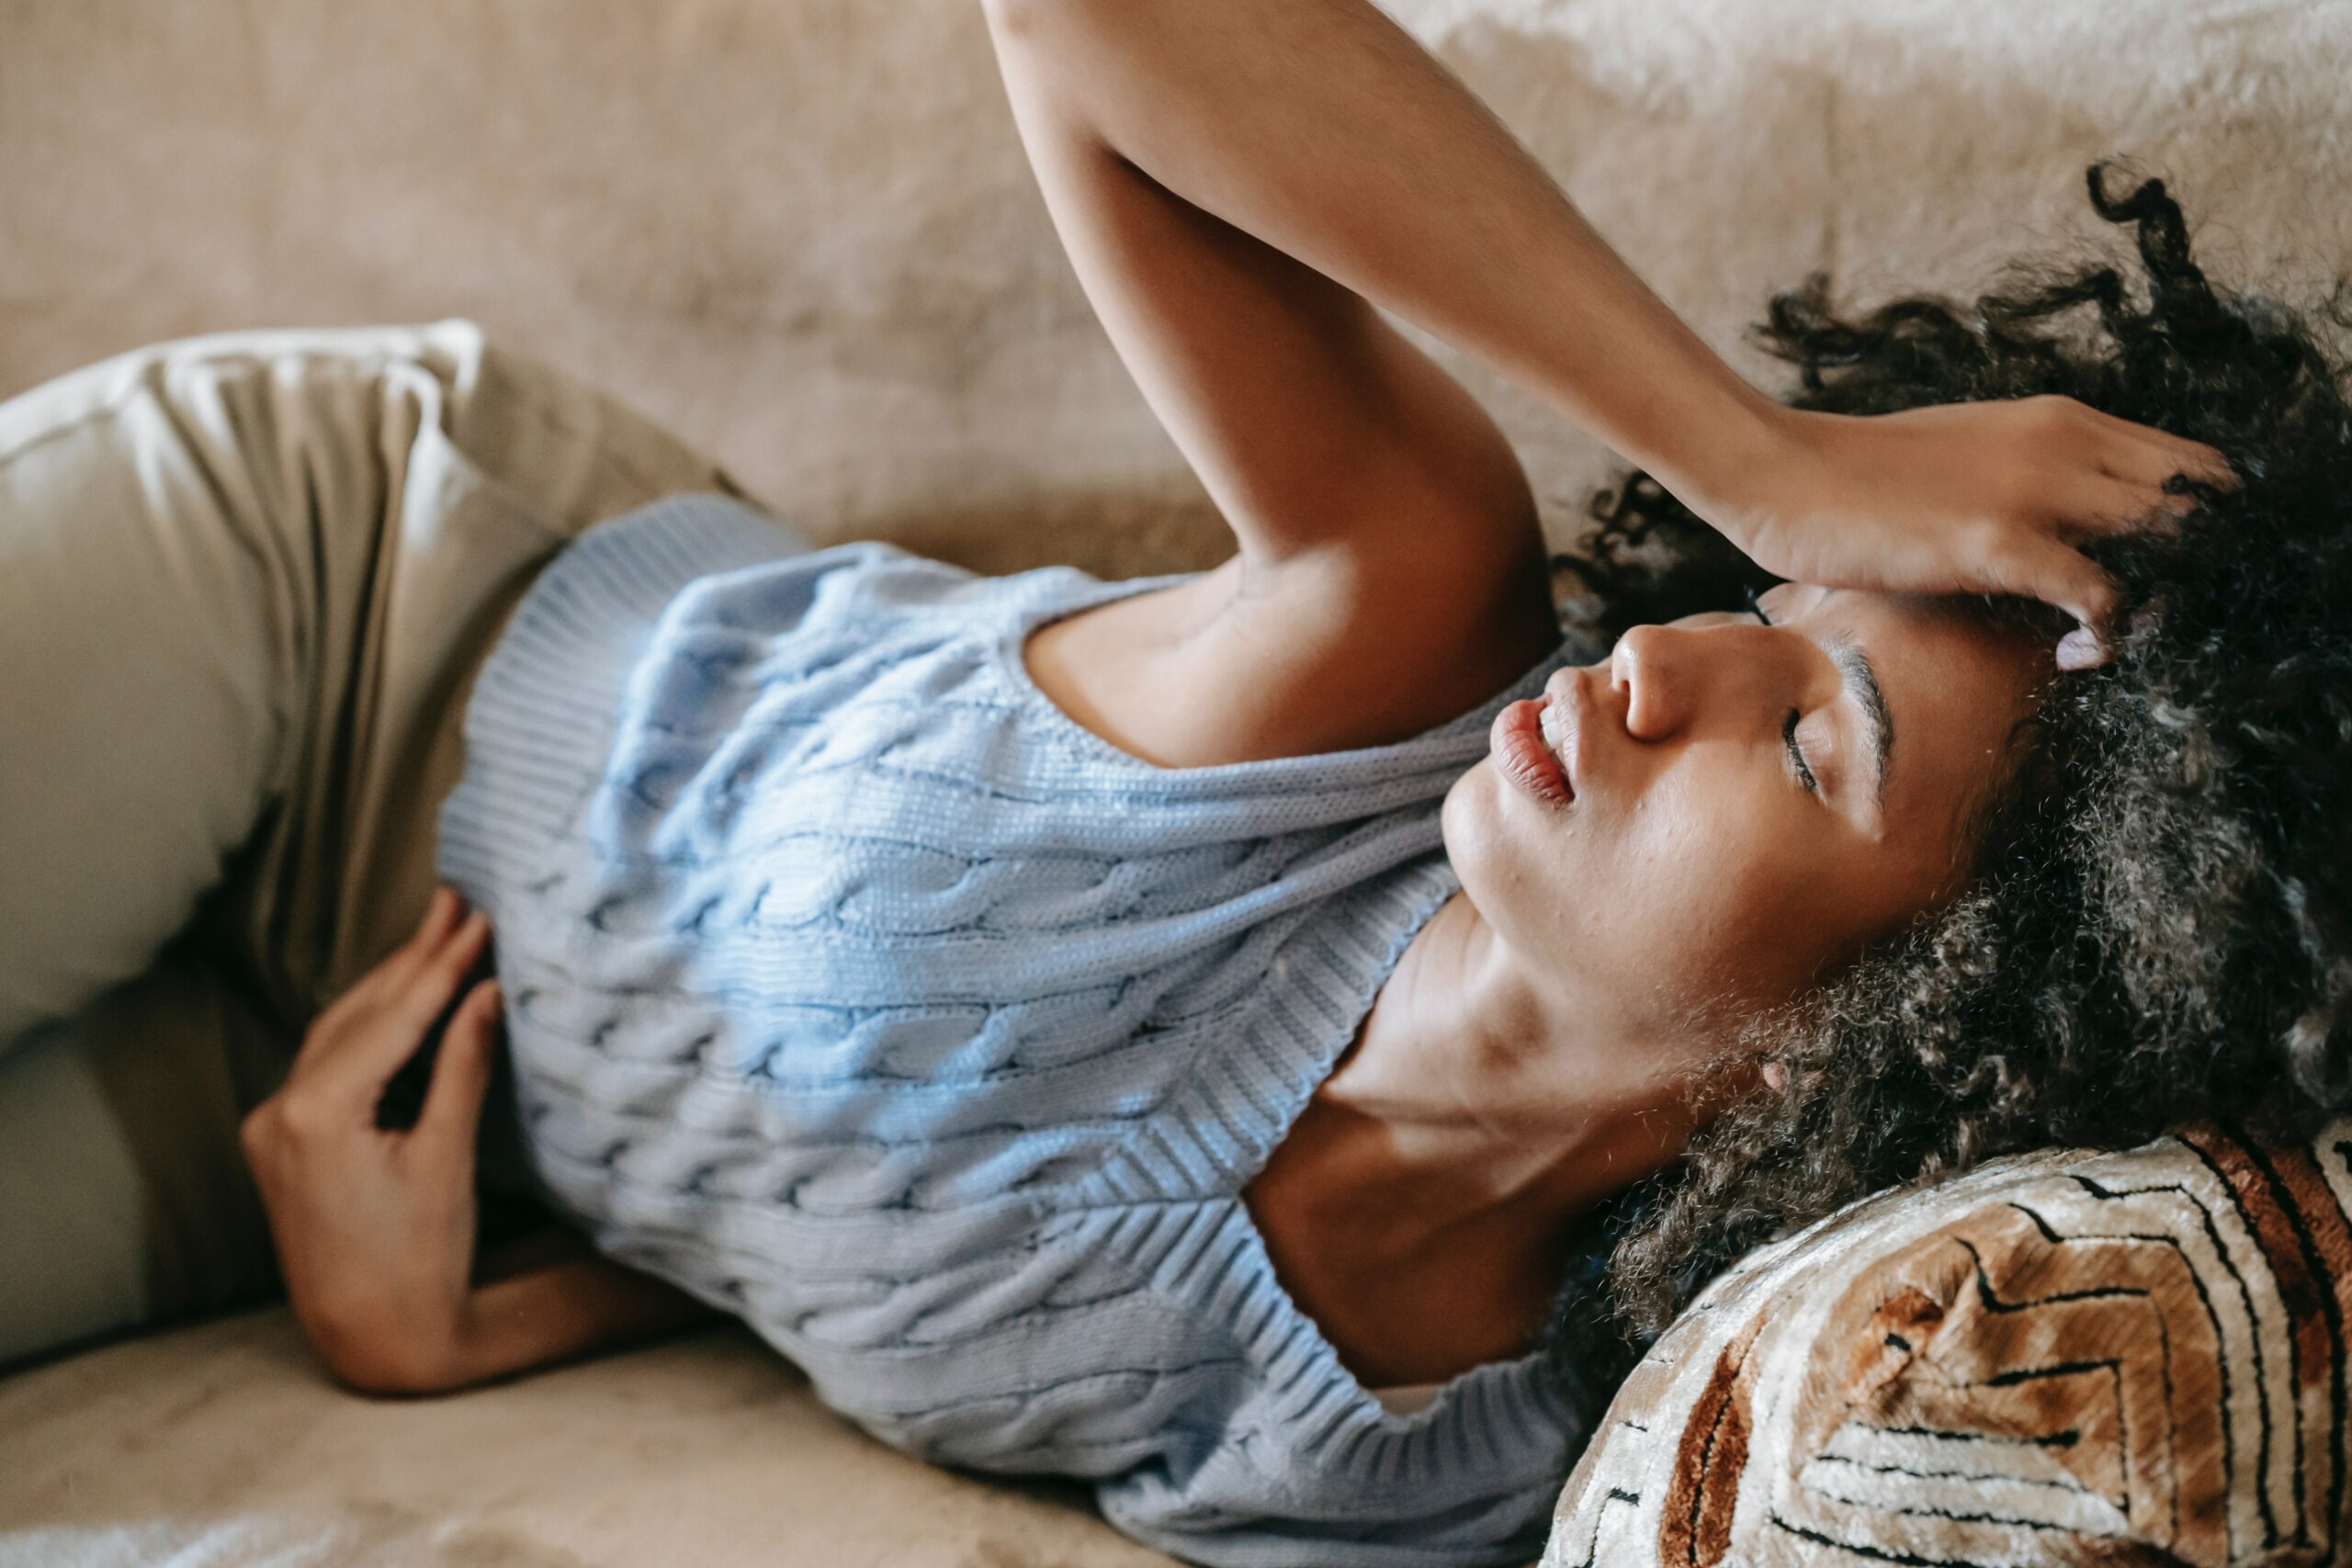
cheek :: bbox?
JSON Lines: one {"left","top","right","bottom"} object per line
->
{"left": 1445, "top": 759, "right": 1801, "bottom": 981}
{"left": 1609, "top": 771, "right": 1861, "bottom": 1004}
{"left": 1444, "top": 757, "right": 1887, "bottom": 1009}
{"left": 1623, "top": 778, "right": 1787, "bottom": 961}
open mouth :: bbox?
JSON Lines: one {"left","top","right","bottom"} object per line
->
{"left": 1489, "top": 694, "right": 1572, "bottom": 807}
{"left": 1539, "top": 696, "right": 1574, "bottom": 775}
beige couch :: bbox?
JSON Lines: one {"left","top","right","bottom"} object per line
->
{"left": 5, "top": 1, "right": 2350, "bottom": 1562}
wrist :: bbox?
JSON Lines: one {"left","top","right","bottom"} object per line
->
{"left": 1644, "top": 379, "right": 1802, "bottom": 539}
{"left": 443, "top": 1253, "right": 724, "bottom": 1390}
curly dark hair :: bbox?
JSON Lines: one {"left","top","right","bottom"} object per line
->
{"left": 1539, "top": 163, "right": 2352, "bottom": 1405}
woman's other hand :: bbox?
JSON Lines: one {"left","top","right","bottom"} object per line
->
{"left": 240, "top": 886, "right": 503, "bottom": 1394}
{"left": 1699, "top": 395, "right": 2233, "bottom": 670}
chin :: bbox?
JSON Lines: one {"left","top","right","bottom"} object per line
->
{"left": 1440, "top": 761, "right": 1511, "bottom": 900}
{"left": 1442, "top": 757, "right": 1589, "bottom": 953}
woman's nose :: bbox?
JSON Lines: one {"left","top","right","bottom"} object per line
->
{"left": 1611, "top": 620, "right": 1773, "bottom": 742}
{"left": 1610, "top": 623, "right": 1698, "bottom": 742}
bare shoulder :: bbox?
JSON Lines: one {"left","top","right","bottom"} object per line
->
{"left": 1021, "top": 537, "right": 1562, "bottom": 768}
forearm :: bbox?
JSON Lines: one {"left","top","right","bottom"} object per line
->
{"left": 981, "top": 0, "right": 1780, "bottom": 495}
{"left": 444, "top": 1251, "right": 725, "bottom": 1391}
{"left": 319, "top": 1230, "right": 725, "bottom": 1395}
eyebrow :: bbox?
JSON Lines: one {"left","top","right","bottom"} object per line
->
{"left": 1825, "top": 634, "right": 1893, "bottom": 809}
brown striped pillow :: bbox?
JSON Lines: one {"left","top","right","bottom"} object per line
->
{"left": 1542, "top": 1117, "right": 2352, "bottom": 1567}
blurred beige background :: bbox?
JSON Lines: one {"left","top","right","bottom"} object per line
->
{"left": 7, "top": 0, "right": 2350, "bottom": 586}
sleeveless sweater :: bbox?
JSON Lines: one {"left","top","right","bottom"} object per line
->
{"left": 434, "top": 494, "right": 1609, "bottom": 1567}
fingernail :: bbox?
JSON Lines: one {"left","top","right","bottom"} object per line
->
{"left": 2056, "top": 627, "right": 2101, "bottom": 670}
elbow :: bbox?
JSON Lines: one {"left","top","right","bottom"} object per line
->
{"left": 311, "top": 1320, "right": 468, "bottom": 1398}
{"left": 324, "top": 1353, "right": 431, "bottom": 1399}
{"left": 331, "top": 1363, "right": 434, "bottom": 1399}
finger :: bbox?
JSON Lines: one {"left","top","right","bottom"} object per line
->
{"left": 393, "top": 886, "right": 474, "bottom": 976}
{"left": 2166, "top": 436, "right": 2236, "bottom": 490}
{"left": 345, "top": 886, "right": 469, "bottom": 1014}
{"left": 2060, "top": 554, "right": 2135, "bottom": 671}
{"left": 2044, "top": 471, "right": 2145, "bottom": 539}
{"left": 313, "top": 909, "right": 492, "bottom": 1100}
{"left": 388, "top": 908, "right": 493, "bottom": 1039}
{"left": 2097, "top": 416, "right": 2234, "bottom": 491}
{"left": 1979, "top": 536, "right": 2119, "bottom": 671}
{"left": 2055, "top": 626, "right": 2106, "bottom": 671}
{"left": 290, "top": 908, "right": 450, "bottom": 1074}
{"left": 415, "top": 979, "right": 503, "bottom": 1156}
{"left": 2072, "top": 399, "right": 2192, "bottom": 457}
{"left": 2072, "top": 469, "right": 2183, "bottom": 536}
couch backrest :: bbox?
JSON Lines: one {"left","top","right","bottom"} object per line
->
{"left": 6, "top": 2, "right": 2347, "bottom": 581}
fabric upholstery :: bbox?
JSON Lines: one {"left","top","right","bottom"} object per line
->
{"left": 0, "top": 1312, "right": 1180, "bottom": 1568}
{"left": 5, "top": 1, "right": 2348, "bottom": 587}
{"left": 1543, "top": 1117, "right": 2352, "bottom": 1567}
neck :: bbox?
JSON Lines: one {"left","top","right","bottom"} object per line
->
{"left": 1243, "top": 889, "right": 1736, "bottom": 1384}
{"left": 1301, "top": 890, "right": 1720, "bottom": 1258}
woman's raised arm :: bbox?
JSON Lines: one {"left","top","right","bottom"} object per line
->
{"left": 982, "top": 0, "right": 1755, "bottom": 493}
{"left": 982, "top": 0, "right": 2229, "bottom": 665}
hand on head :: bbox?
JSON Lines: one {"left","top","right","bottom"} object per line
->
{"left": 1693, "top": 393, "right": 2233, "bottom": 671}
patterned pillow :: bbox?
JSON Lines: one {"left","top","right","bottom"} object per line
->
{"left": 1542, "top": 1118, "right": 2352, "bottom": 1567}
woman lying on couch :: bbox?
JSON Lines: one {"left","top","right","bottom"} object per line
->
{"left": 6, "top": 0, "right": 2347, "bottom": 1564}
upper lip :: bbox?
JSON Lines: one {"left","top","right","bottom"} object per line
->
{"left": 1538, "top": 667, "right": 1586, "bottom": 797}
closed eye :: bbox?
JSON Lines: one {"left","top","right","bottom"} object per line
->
{"left": 1782, "top": 709, "right": 1820, "bottom": 795}
{"left": 1747, "top": 589, "right": 1823, "bottom": 796}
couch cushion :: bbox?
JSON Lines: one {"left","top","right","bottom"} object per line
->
{"left": 1543, "top": 1117, "right": 2352, "bottom": 1567}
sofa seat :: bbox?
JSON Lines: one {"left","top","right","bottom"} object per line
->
{"left": 0, "top": 1309, "right": 1180, "bottom": 1567}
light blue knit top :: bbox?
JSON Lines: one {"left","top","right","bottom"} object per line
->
{"left": 435, "top": 494, "right": 1607, "bottom": 1568}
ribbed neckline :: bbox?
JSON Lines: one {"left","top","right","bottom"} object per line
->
{"left": 1069, "top": 856, "right": 1578, "bottom": 1514}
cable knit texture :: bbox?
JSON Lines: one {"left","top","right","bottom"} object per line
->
{"left": 435, "top": 494, "right": 1600, "bottom": 1568}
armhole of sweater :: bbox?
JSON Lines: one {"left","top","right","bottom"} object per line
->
{"left": 990, "top": 571, "right": 1587, "bottom": 785}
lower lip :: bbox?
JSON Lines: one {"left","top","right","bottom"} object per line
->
{"left": 1490, "top": 697, "right": 1571, "bottom": 807}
